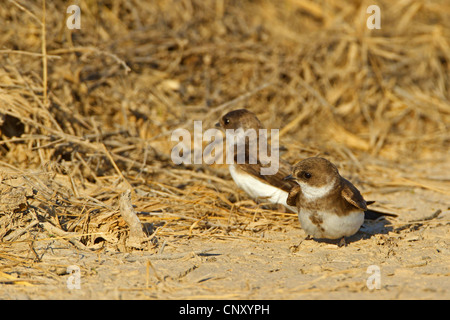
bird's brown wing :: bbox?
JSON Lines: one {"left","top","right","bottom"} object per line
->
{"left": 341, "top": 178, "right": 368, "bottom": 211}
{"left": 286, "top": 184, "right": 301, "bottom": 207}
{"left": 341, "top": 179, "right": 398, "bottom": 219}
{"left": 236, "top": 158, "right": 297, "bottom": 193}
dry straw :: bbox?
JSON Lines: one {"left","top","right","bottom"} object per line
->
{"left": 0, "top": 0, "right": 449, "bottom": 276}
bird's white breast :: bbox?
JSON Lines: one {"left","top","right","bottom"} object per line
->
{"left": 298, "top": 209, "right": 364, "bottom": 239}
{"left": 229, "top": 164, "right": 297, "bottom": 212}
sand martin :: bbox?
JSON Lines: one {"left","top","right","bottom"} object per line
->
{"left": 215, "top": 109, "right": 298, "bottom": 212}
{"left": 284, "top": 157, "right": 396, "bottom": 245}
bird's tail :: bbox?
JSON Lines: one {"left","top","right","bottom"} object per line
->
{"left": 364, "top": 201, "right": 398, "bottom": 220}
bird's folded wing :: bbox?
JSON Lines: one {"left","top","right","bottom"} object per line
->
{"left": 341, "top": 178, "right": 368, "bottom": 211}
{"left": 286, "top": 184, "right": 301, "bottom": 207}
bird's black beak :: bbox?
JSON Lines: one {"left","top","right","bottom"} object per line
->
{"left": 215, "top": 122, "right": 221, "bottom": 128}
{"left": 283, "top": 174, "right": 295, "bottom": 181}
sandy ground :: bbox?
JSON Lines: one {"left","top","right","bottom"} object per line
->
{"left": 1, "top": 185, "right": 448, "bottom": 300}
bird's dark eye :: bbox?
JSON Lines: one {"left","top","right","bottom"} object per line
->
{"left": 224, "top": 118, "right": 230, "bottom": 125}
{"left": 303, "top": 172, "right": 312, "bottom": 179}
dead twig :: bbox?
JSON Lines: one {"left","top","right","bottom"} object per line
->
{"left": 119, "top": 190, "right": 148, "bottom": 249}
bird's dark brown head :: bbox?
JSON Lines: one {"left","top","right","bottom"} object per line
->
{"left": 216, "top": 109, "right": 263, "bottom": 131}
{"left": 288, "top": 157, "right": 340, "bottom": 188}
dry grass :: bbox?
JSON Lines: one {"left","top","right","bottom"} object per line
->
{"left": 0, "top": 0, "right": 449, "bottom": 284}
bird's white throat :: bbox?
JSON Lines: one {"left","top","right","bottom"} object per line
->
{"left": 298, "top": 180, "right": 336, "bottom": 200}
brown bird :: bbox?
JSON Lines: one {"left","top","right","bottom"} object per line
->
{"left": 216, "top": 109, "right": 297, "bottom": 211}
{"left": 284, "top": 157, "right": 396, "bottom": 245}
